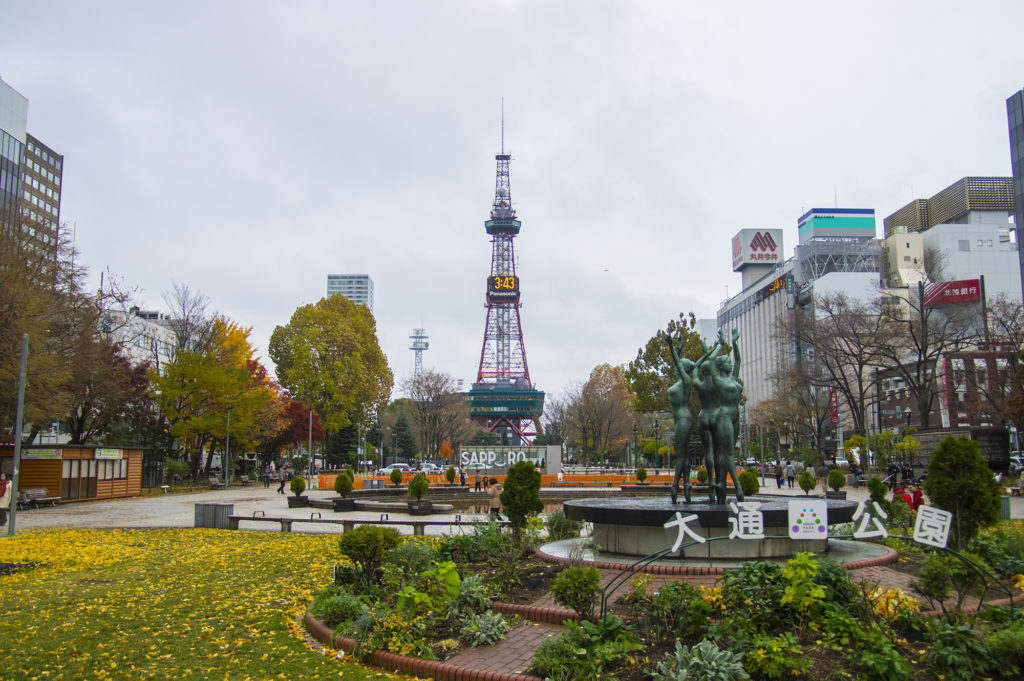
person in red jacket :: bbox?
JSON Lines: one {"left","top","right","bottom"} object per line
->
{"left": 911, "top": 485, "right": 924, "bottom": 510}
{"left": 892, "top": 487, "right": 914, "bottom": 510}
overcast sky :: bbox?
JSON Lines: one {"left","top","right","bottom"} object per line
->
{"left": 3, "top": 1, "right": 1023, "bottom": 404}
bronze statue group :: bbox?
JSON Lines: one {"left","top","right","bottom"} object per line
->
{"left": 665, "top": 328, "right": 744, "bottom": 505}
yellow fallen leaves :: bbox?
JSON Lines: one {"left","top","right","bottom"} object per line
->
{"left": 0, "top": 528, "right": 411, "bottom": 680}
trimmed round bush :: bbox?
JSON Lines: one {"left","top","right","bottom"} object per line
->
{"left": 551, "top": 566, "right": 601, "bottom": 620}
{"left": 289, "top": 474, "right": 306, "bottom": 496}
{"left": 738, "top": 469, "right": 759, "bottom": 496}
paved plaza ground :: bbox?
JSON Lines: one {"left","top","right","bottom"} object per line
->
{"left": 9, "top": 479, "right": 1024, "bottom": 532}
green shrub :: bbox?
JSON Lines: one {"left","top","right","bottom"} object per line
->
{"left": 745, "top": 631, "right": 808, "bottom": 679}
{"left": 797, "top": 470, "right": 816, "bottom": 495}
{"left": 697, "top": 467, "right": 708, "bottom": 483}
{"left": 334, "top": 468, "right": 354, "bottom": 497}
{"left": 718, "top": 560, "right": 786, "bottom": 630}
{"left": 551, "top": 566, "right": 602, "bottom": 620}
{"left": 445, "top": 466, "right": 456, "bottom": 484}
{"left": 813, "top": 556, "right": 857, "bottom": 611}
{"left": 910, "top": 552, "right": 988, "bottom": 618}
{"left": 311, "top": 589, "right": 368, "bottom": 630}
{"left": 408, "top": 472, "right": 429, "bottom": 500}
{"left": 531, "top": 616, "right": 641, "bottom": 680}
{"left": 643, "top": 581, "right": 713, "bottom": 640}
{"left": 389, "top": 467, "right": 403, "bottom": 486}
{"left": 738, "top": 469, "right": 759, "bottom": 496}
{"left": 460, "top": 610, "right": 509, "bottom": 647}
{"left": 851, "top": 640, "right": 911, "bottom": 681}
{"left": 501, "top": 460, "right": 543, "bottom": 532}
{"left": 636, "top": 467, "right": 648, "bottom": 483}
{"left": 987, "top": 621, "right": 1024, "bottom": 675}
{"left": 629, "top": 572, "right": 652, "bottom": 601}
{"left": 338, "top": 525, "right": 401, "bottom": 587}
{"left": 868, "top": 477, "right": 891, "bottom": 512}
{"left": 652, "top": 639, "right": 750, "bottom": 681}
{"left": 970, "top": 522, "right": 1024, "bottom": 577}
{"left": 383, "top": 539, "right": 438, "bottom": 587}
{"left": 780, "top": 553, "right": 825, "bottom": 625}
{"left": 923, "top": 436, "right": 1001, "bottom": 550}
{"left": 531, "top": 627, "right": 595, "bottom": 681}
{"left": 923, "top": 621, "right": 992, "bottom": 681}
{"left": 827, "top": 468, "right": 847, "bottom": 492}
{"left": 546, "top": 510, "right": 583, "bottom": 541}
{"left": 444, "top": 572, "right": 492, "bottom": 617}
{"left": 289, "top": 474, "right": 306, "bottom": 495}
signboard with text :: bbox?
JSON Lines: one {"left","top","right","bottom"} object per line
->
{"left": 459, "top": 446, "right": 546, "bottom": 469}
{"left": 924, "top": 279, "right": 981, "bottom": 306}
{"left": 732, "top": 229, "right": 783, "bottom": 271}
{"left": 22, "top": 448, "right": 61, "bottom": 460}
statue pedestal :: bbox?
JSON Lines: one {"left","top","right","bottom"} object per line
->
{"left": 565, "top": 495, "right": 857, "bottom": 560}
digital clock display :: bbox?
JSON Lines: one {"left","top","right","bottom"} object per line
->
{"left": 488, "top": 276, "right": 519, "bottom": 291}
{"left": 486, "top": 276, "right": 520, "bottom": 301}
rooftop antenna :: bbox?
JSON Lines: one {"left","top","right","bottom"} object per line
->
{"left": 500, "top": 97, "right": 505, "bottom": 154}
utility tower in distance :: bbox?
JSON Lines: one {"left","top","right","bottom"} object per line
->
{"left": 467, "top": 135, "right": 544, "bottom": 445}
{"left": 409, "top": 328, "right": 429, "bottom": 376}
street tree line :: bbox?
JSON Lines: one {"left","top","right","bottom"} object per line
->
{"left": 768, "top": 288, "right": 1024, "bottom": 448}
{"left": 1, "top": 221, "right": 394, "bottom": 479}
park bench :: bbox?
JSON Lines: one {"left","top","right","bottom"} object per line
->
{"left": 239, "top": 475, "right": 253, "bottom": 487}
{"left": 209, "top": 477, "right": 226, "bottom": 490}
{"left": 18, "top": 488, "right": 60, "bottom": 509}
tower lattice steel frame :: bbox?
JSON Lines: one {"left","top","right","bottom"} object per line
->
{"left": 469, "top": 145, "right": 544, "bottom": 444}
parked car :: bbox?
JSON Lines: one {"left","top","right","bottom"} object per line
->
{"left": 376, "top": 463, "right": 411, "bottom": 476}
{"left": 1010, "top": 455, "right": 1024, "bottom": 475}
{"left": 419, "top": 463, "right": 441, "bottom": 473}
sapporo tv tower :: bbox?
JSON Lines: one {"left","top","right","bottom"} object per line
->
{"left": 467, "top": 127, "right": 544, "bottom": 445}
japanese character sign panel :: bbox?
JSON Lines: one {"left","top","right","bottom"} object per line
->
{"left": 788, "top": 499, "right": 828, "bottom": 539}
{"left": 912, "top": 505, "right": 953, "bottom": 549}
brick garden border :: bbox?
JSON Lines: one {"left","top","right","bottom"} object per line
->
{"left": 304, "top": 605, "right": 546, "bottom": 681}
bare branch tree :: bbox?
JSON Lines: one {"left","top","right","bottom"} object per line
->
{"left": 401, "top": 370, "right": 472, "bottom": 460}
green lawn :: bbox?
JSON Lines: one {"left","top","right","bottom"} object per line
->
{"left": 0, "top": 528, "right": 408, "bottom": 680}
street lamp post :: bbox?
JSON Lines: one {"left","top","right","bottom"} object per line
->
{"left": 224, "top": 409, "right": 230, "bottom": 487}
{"left": 654, "top": 420, "right": 660, "bottom": 473}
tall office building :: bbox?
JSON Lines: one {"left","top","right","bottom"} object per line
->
{"left": 0, "top": 78, "right": 63, "bottom": 255}
{"left": 1008, "top": 88, "right": 1024, "bottom": 295}
{"left": 326, "top": 274, "right": 374, "bottom": 313}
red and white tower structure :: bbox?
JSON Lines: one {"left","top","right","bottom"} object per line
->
{"left": 468, "top": 141, "right": 544, "bottom": 444}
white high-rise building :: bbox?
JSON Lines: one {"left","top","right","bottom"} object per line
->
{"left": 326, "top": 274, "right": 374, "bottom": 313}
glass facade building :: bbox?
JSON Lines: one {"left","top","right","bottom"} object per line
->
{"left": 1008, "top": 88, "right": 1024, "bottom": 295}
{"left": 0, "top": 78, "right": 62, "bottom": 254}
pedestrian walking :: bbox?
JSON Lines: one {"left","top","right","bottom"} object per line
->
{"left": 0, "top": 473, "right": 9, "bottom": 526}
{"left": 784, "top": 461, "right": 795, "bottom": 489}
{"left": 474, "top": 473, "right": 481, "bottom": 491}
{"left": 487, "top": 477, "right": 503, "bottom": 519}
{"left": 262, "top": 467, "right": 270, "bottom": 488}
{"left": 886, "top": 462, "right": 898, "bottom": 492}
{"left": 817, "top": 462, "right": 830, "bottom": 493}
{"left": 774, "top": 461, "right": 783, "bottom": 489}
{"left": 459, "top": 468, "right": 466, "bottom": 487}
{"left": 277, "top": 469, "right": 287, "bottom": 494}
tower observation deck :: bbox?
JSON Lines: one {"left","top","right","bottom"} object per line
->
{"left": 468, "top": 146, "right": 544, "bottom": 444}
